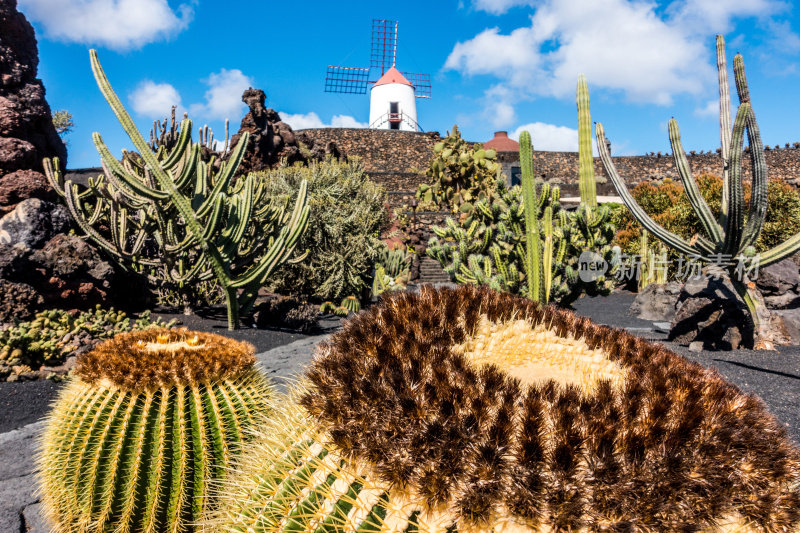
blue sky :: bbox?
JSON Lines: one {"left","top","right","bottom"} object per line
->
{"left": 18, "top": 0, "right": 800, "bottom": 169}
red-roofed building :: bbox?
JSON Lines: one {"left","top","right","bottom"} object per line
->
{"left": 483, "top": 131, "right": 519, "bottom": 152}
{"left": 483, "top": 131, "right": 522, "bottom": 186}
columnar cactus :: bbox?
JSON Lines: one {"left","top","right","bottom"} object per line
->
{"left": 39, "top": 328, "right": 273, "bottom": 532}
{"left": 44, "top": 50, "right": 310, "bottom": 329}
{"left": 212, "top": 286, "right": 800, "bottom": 531}
{"left": 596, "top": 35, "right": 800, "bottom": 349}
{"left": 577, "top": 74, "right": 597, "bottom": 208}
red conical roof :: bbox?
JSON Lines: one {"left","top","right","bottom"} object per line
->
{"left": 483, "top": 131, "right": 519, "bottom": 152}
{"left": 373, "top": 66, "right": 413, "bottom": 87}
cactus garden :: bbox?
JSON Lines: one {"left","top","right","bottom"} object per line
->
{"left": 0, "top": 0, "right": 800, "bottom": 529}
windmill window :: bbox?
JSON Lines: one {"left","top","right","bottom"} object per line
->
{"left": 389, "top": 102, "right": 400, "bottom": 129}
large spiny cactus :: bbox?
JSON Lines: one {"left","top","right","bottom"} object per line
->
{"left": 211, "top": 286, "right": 800, "bottom": 531}
{"left": 596, "top": 35, "right": 799, "bottom": 349}
{"left": 38, "top": 328, "right": 273, "bottom": 532}
{"left": 44, "top": 50, "right": 310, "bottom": 329}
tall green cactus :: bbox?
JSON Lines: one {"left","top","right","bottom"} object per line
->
{"left": 44, "top": 50, "right": 310, "bottom": 330}
{"left": 596, "top": 35, "right": 798, "bottom": 349}
{"left": 519, "top": 130, "right": 547, "bottom": 303}
{"left": 38, "top": 328, "right": 273, "bottom": 532}
{"left": 577, "top": 74, "right": 597, "bottom": 209}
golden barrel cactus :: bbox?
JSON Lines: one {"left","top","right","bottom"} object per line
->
{"left": 212, "top": 286, "right": 800, "bottom": 532}
{"left": 38, "top": 328, "right": 273, "bottom": 532}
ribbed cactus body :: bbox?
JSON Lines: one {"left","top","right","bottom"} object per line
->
{"left": 39, "top": 329, "right": 273, "bottom": 532}
{"left": 209, "top": 402, "right": 447, "bottom": 533}
{"left": 576, "top": 74, "right": 597, "bottom": 208}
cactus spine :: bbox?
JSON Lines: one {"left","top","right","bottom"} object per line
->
{"left": 39, "top": 329, "right": 273, "bottom": 532}
{"left": 577, "top": 74, "right": 597, "bottom": 209}
{"left": 44, "top": 50, "right": 310, "bottom": 330}
{"left": 596, "top": 35, "right": 799, "bottom": 349}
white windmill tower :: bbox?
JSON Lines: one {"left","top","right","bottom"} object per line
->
{"left": 324, "top": 19, "right": 431, "bottom": 131}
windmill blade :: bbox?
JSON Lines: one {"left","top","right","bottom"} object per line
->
{"left": 403, "top": 72, "right": 432, "bottom": 98}
{"left": 371, "top": 19, "right": 398, "bottom": 76}
{"left": 325, "top": 66, "right": 370, "bottom": 94}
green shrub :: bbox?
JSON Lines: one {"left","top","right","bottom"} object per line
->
{"left": 256, "top": 158, "right": 389, "bottom": 301}
{"left": 612, "top": 175, "right": 800, "bottom": 274}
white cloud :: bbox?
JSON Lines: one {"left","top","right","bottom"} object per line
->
{"left": 666, "top": 0, "right": 783, "bottom": 34}
{"left": 280, "top": 112, "right": 367, "bottom": 130}
{"left": 510, "top": 122, "right": 597, "bottom": 153}
{"left": 446, "top": 0, "right": 796, "bottom": 126}
{"left": 694, "top": 99, "right": 720, "bottom": 118}
{"left": 445, "top": 25, "right": 541, "bottom": 86}
{"left": 470, "top": 0, "right": 535, "bottom": 15}
{"left": 189, "top": 69, "right": 253, "bottom": 122}
{"left": 484, "top": 84, "right": 517, "bottom": 128}
{"left": 19, "top": 0, "right": 193, "bottom": 50}
{"left": 130, "top": 80, "right": 183, "bottom": 118}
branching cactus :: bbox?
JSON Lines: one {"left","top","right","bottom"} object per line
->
{"left": 38, "top": 328, "right": 273, "bottom": 532}
{"left": 596, "top": 35, "right": 799, "bottom": 349}
{"left": 210, "top": 286, "right": 800, "bottom": 532}
{"left": 43, "top": 50, "right": 310, "bottom": 329}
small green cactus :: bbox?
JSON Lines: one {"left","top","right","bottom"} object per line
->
{"left": 340, "top": 295, "right": 361, "bottom": 314}
{"left": 38, "top": 328, "right": 273, "bottom": 532}
{"left": 319, "top": 301, "right": 337, "bottom": 314}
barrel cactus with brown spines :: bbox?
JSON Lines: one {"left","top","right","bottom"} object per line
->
{"left": 211, "top": 285, "right": 800, "bottom": 532}
{"left": 38, "top": 328, "right": 273, "bottom": 533}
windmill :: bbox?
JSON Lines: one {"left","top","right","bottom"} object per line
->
{"left": 325, "top": 19, "right": 431, "bottom": 132}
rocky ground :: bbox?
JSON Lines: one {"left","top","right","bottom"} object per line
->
{"left": 0, "top": 291, "right": 798, "bottom": 531}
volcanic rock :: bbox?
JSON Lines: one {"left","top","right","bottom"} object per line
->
{"left": 669, "top": 276, "right": 753, "bottom": 350}
{"left": 0, "top": 198, "right": 69, "bottom": 248}
{"left": 0, "top": 0, "right": 66, "bottom": 172}
{"left": 756, "top": 258, "right": 800, "bottom": 309}
{"left": 227, "top": 87, "right": 343, "bottom": 174}
{"left": 0, "top": 169, "right": 54, "bottom": 213}
{"left": 629, "top": 281, "right": 682, "bottom": 321}
{"left": 0, "top": 278, "right": 42, "bottom": 322}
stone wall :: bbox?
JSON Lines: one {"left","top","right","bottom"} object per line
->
{"left": 297, "top": 128, "right": 800, "bottom": 206}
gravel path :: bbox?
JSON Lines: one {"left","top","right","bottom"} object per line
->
{"left": 1, "top": 292, "right": 798, "bottom": 531}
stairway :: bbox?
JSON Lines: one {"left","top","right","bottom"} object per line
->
{"left": 416, "top": 256, "right": 451, "bottom": 285}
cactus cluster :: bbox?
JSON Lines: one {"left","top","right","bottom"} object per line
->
{"left": 320, "top": 295, "right": 361, "bottom": 317}
{"left": 637, "top": 229, "right": 669, "bottom": 291}
{"left": 0, "top": 306, "right": 174, "bottom": 378}
{"left": 39, "top": 328, "right": 272, "bottom": 532}
{"left": 44, "top": 50, "right": 310, "bottom": 329}
{"left": 212, "top": 285, "right": 800, "bottom": 532}
{"left": 372, "top": 244, "right": 412, "bottom": 297}
{"left": 427, "top": 170, "right": 572, "bottom": 302}
{"left": 596, "top": 35, "right": 800, "bottom": 349}
{"left": 416, "top": 125, "right": 500, "bottom": 214}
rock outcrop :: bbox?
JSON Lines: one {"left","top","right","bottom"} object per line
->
{"left": 0, "top": 0, "right": 66, "bottom": 178}
{"left": 0, "top": 233, "right": 116, "bottom": 322}
{"left": 227, "top": 88, "right": 343, "bottom": 175}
